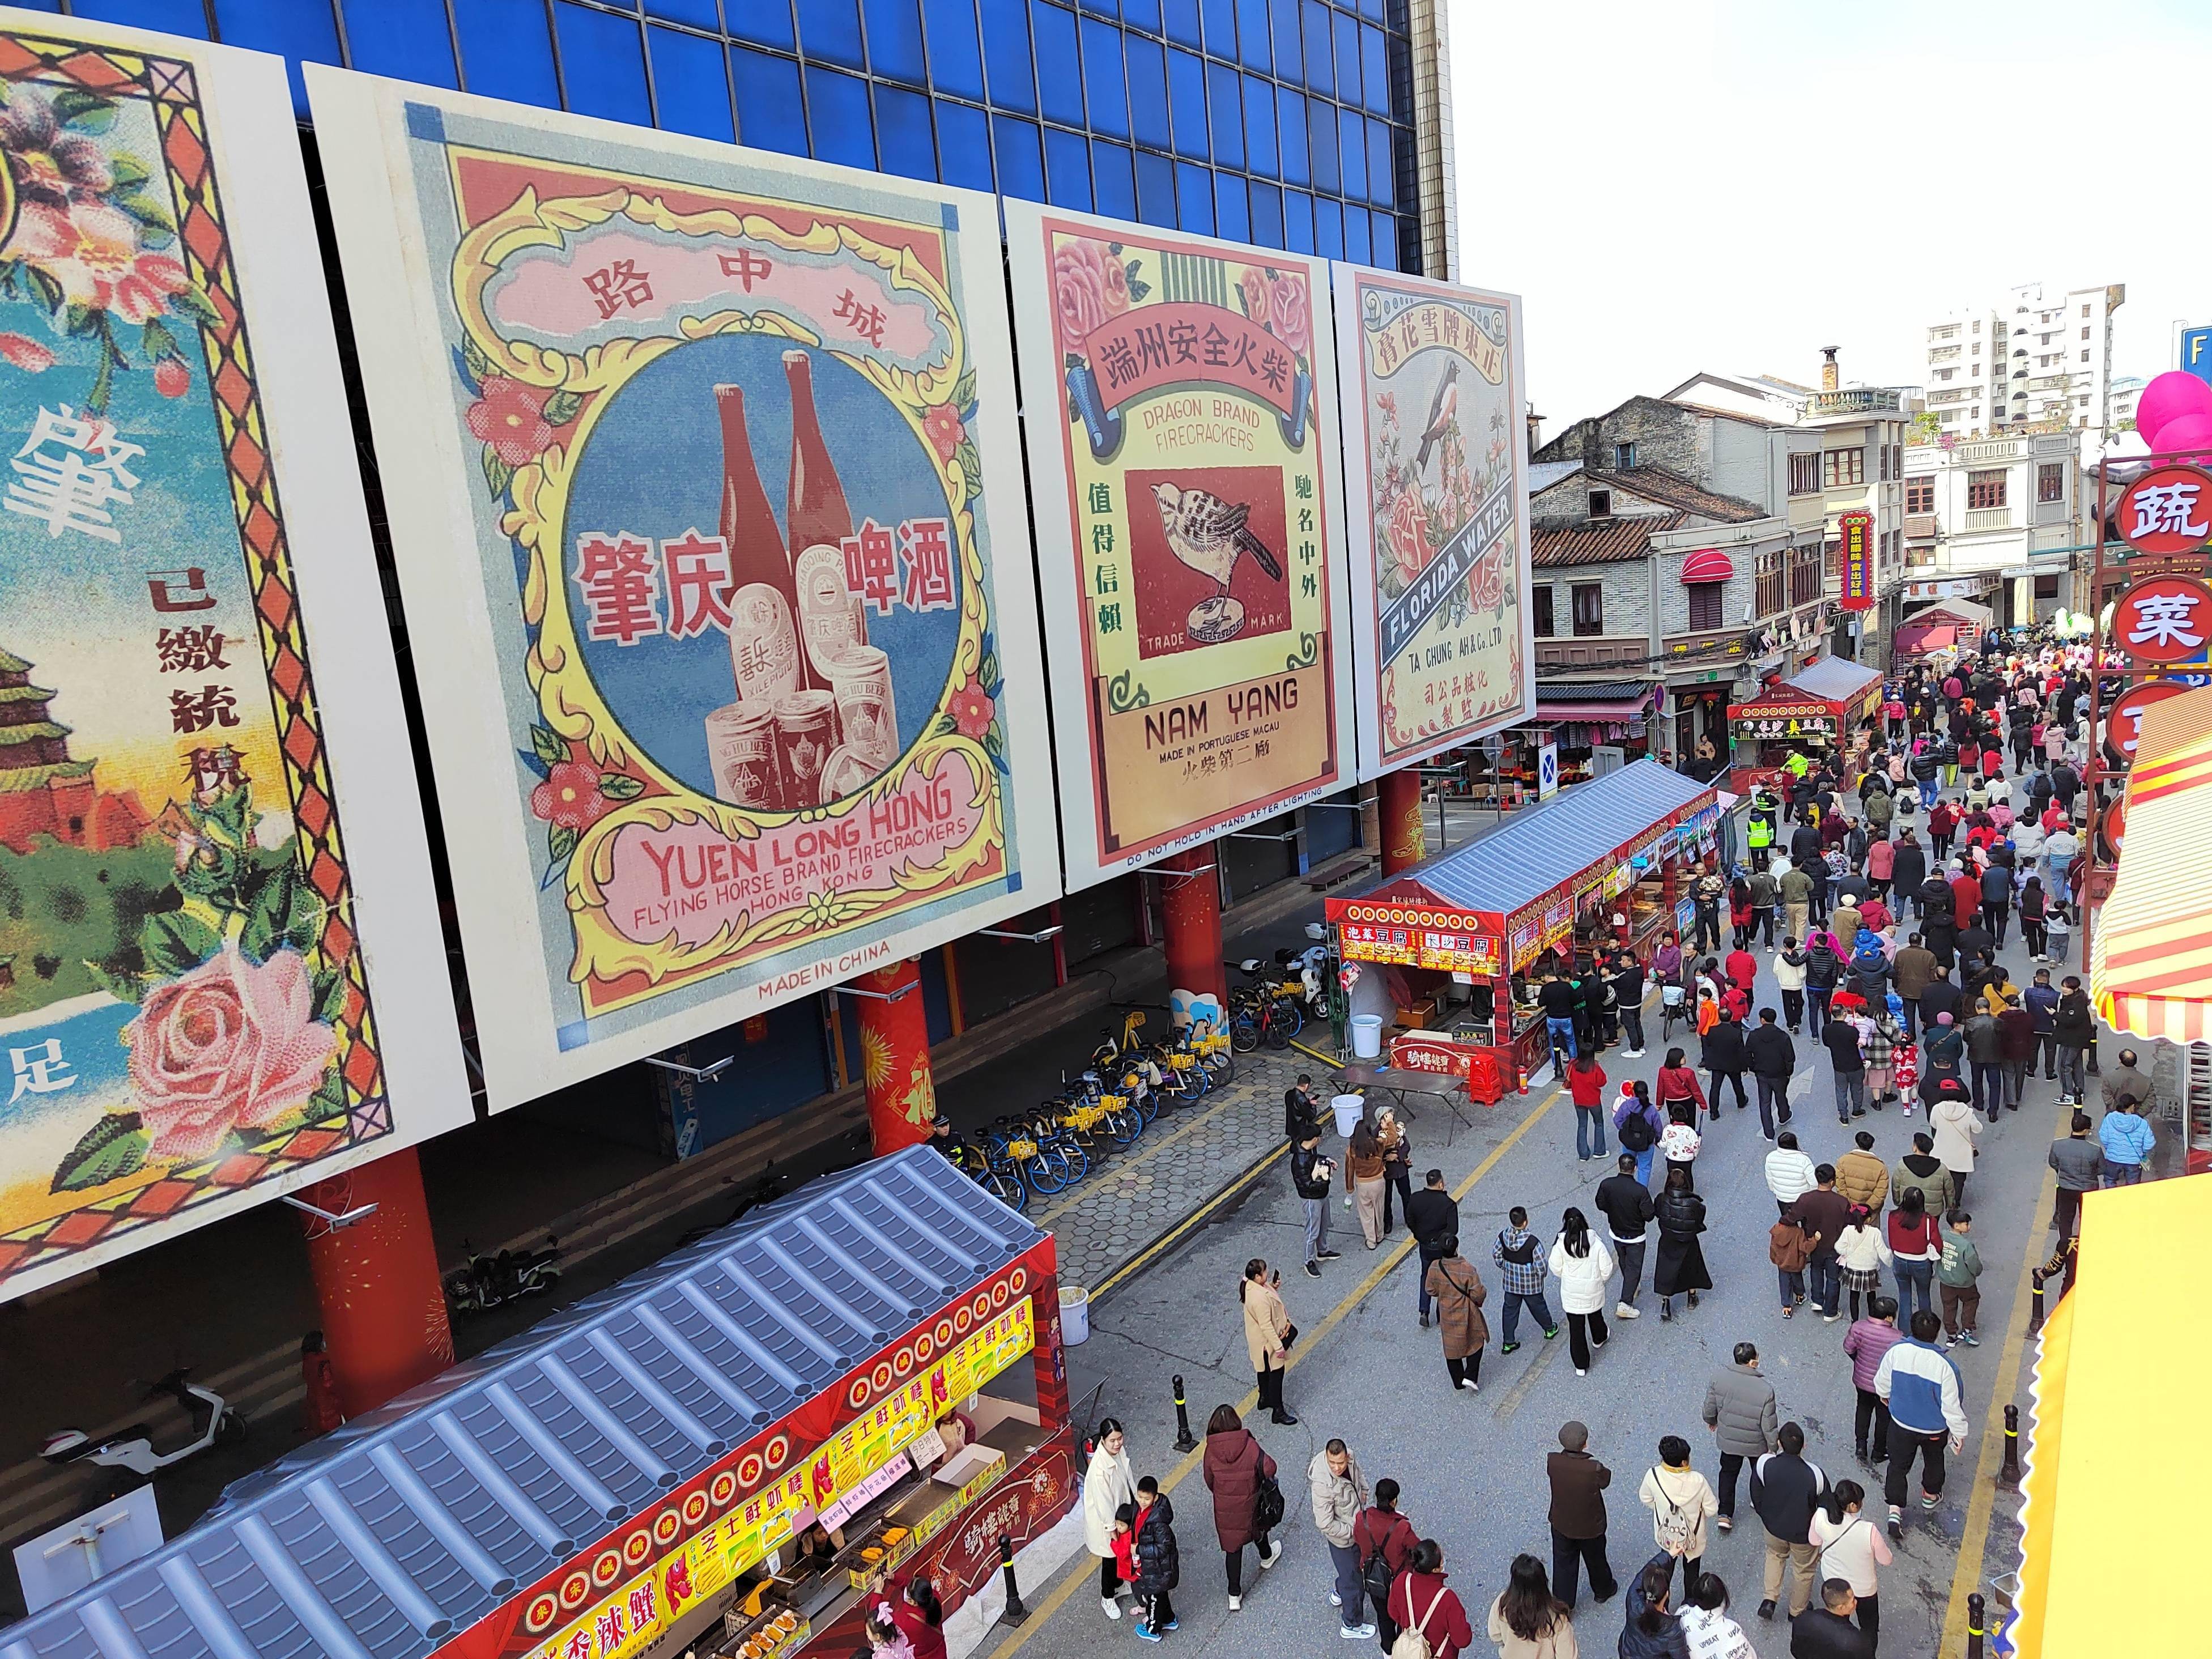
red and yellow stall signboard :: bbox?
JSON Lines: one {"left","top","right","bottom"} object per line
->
{"left": 1329, "top": 900, "right": 1500, "bottom": 975}
{"left": 1838, "top": 510, "right": 1875, "bottom": 611}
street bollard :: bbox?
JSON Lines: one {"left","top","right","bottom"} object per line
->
{"left": 2028, "top": 1269, "right": 2045, "bottom": 1335}
{"left": 1967, "top": 1592, "right": 1985, "bottom": 1659}
{"left": 1171, "top": 1373, "right": 1197, "bottom": 1453}
{"left": 1999, "top": 1403, "right": 2020, "bottom": 1487}
{"left": 996, "top": 1534, "right": 1028, "bottom": 1626}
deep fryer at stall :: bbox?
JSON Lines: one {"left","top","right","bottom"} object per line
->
{"left": 5, "top": 1147, "right": 1075, "bottom": 1659}
{"left": 1325, "top": 759, "right": 1722, "bottom": 1090}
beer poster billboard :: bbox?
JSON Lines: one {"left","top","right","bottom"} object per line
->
{"left": 1334, "top": 267, "right": 1533, "bottom": 780}
{"left": 312, "top": 73, "right": 1057, "bottom": 1107}
{"left": 0, "top": 18, "right": 469, "bottom": 1300}
{"left": 1004, "top": 201, "right": 1354, "bottom": 890}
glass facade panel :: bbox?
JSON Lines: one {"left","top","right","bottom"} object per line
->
{"left": 982, "top": 0, "right": 1037, "bottom": 111}
{"left": 1275, "top": 84, "right": 1307, "bottom": 184}
{"left": 646, "top": 0, "right": 720, "bottom": 25}
{"left": 863, "top": 0, "right": 928, "bottom": 83}
{"left": 1092, "top": 137, "right": 1136, "bottom": 220}
{"left": 994, "top": 111, "right": 1046, "bottom": 198}
{"left": 1134, "top": 148, "right": 1176, "bottom": 226}
{"left": 1125, "top": 33, "right": 1168, "bottom": 149}
{"left": 1080, "top": 16, "right": 1129, "bottom": 138}
{"left": 1175, "top": 160, "right": 1214, "bottom": 233}
{"left": 552, "top": 3, "right": 649, "bottom": 125}
{"left": 1235, "top": 0, "right": 1270, "bottom": 70}
{"left": 1242, "top": 73, "right": 1277, "bottom": 175}
{"left": 925, "top": 0, "right": 987, "bottom": 99}
{"left": 1213, "top": 168, "right": 1250, "bottom": 241}
{"left": 1045, "top": 126, "right": 1094, "bottom": 208}
{"left": 1249, "top": 178, "right": 1283, "bottom": 247}
{"left": 806, "top": 63, "right": 877, "bottom": 169}
{"left": 1033, "top": 1, "right": 1083, "bottom": 125}
{"left": 730, "top": 0, "right": 796, "bottom": 50}
{"left": 1300, "top": 0, "right": 1332, "bottom": 97}
{"left": 1167, "top": 47, "right": 1207, "bottom": 158}
{"left": 1165, "top": 0, "right": 1203, "bottom": 47}
{"left": 801, "top": 0, "right": 867, "bottom": 70}
{"left": 731, "top": 45, "right": 807, "bottom": 154}
{"left": 875, "top": 83, "right": 938, "bottom": 178}
{"left": 1206, "top": 61, "right": 1243, "bottom": 168}
{"left": 936, "top": 97, "right": 995, "bottom": 188}
{"left": 70, "top": 1, "right": 207, "bottom": 33}
{"left": 343, "top": 0, "right": 458, "bottom": 88}
{"left": 649, "top": 25, "right": 734, "bottom": 142}
{"left": 1283, "top": 184, "right": 1314, "bottom": 252}
{"left": 1268, "top": 0, "right": 1300, "bottom": 79}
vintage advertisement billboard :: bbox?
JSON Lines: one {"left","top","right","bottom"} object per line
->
{"left": 0, "top": 17, "right": 470, "bottom": 1299}
{"left": 311, "top": 72, "right": 1057, "bottom": 1108}
{"left": 1334, "top": 267, "right": 1532, "bottom": 781}
{"left": 1004, "top": 201, "right": 1354, "bottom": 891}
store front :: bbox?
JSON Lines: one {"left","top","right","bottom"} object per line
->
{"left": 1325, "top": 759, "right": 1721, "bottom": 1090}
{"left": 7, "top": 1148, "right": 1076, "bottom": 1659}
{"left": 1529, "top": 681, "right": 1661, "bottom": 788}
{"left": 1725, "top": 655, "right": 1886, "bottom": 790}
{"left": 1892, "top": 597, "right": 1993, "bottom": 666}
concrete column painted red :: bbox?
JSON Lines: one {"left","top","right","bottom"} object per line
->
{"left": 858, "top": 958, "right": 936, "bottom": 1155}
{"left": 1160, "top": 844, "right": 1225, "bottom": 1003}
{"left": 1378, "top": 768, "right": 1427, "bottom": 874}
{"left": 300, "top": 1146, "right": 453, "bottom": 1420}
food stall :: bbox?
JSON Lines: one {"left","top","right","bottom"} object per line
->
{"left": 1724, "top": 654, "right": 1886, "bottom": 790}
{"left": 5, "top": 1146, "right": 1077, "bottom": 1659}
{"left": 1325, "top": 758, "right": 1721, "bottom": 1090}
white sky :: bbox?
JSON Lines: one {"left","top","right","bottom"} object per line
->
{"left": 1448, "top": 0, "right": 2212, "bottom": 429}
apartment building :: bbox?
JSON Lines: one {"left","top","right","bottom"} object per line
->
{"left": 1903, "top": 429, "right": 2081, "bottom": 624}
{"left": 1924, "top": 281, "right": 2126, "bottom": 442}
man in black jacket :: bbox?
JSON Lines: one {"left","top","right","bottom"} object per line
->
{"left": 1609, "top": 952, "right": 1648, "bottom": 1057}
{"left": 1751, "top": 1421, "right": 1828, "bottom": 1620}
{"left": 1745, "top": 1007, "right": 1797, "bottom": 1139}
{"left": 1919, "top": 971, "right": 1963, "bottom": 1032}
{"left": 1889, "top": 832, "right": 1927, "bottom": 914}
{"left": 1789, "top": 1580, "right": 1874, "bottom": 1658}
{"left": 1292, "top": 1131, "right": 1339, "bottom": 1277}
{"left": 1406, "top": 1168, "right": 1459, "bottom": 1328}
{"left": 1594, "top": 1154, "right": 1656, "bottom": 1318}
{"left": 1701, "top": 1010, "right": 1750, "bottom": 1114}
{"left": 1285, "top": 1077, "right": 1324, "bottom": 1143}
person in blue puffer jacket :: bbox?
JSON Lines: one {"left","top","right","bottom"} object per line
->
{"left": 1848, "top": 931, "right": 1891, "bottom": 1007}
{"left": 1617, "top": 1547, "right": 1692, "bottom": 1657}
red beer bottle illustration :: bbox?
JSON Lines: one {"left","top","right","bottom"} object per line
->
{"left": 715, "top": 384, "right": 806, "bottom": 804}
{"left": 783, "top": 348, "right": 855, "bottom": 568}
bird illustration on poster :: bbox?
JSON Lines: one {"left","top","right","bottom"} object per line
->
{"left": 1150, "top": 481, "right": 1285, "bottom": 643}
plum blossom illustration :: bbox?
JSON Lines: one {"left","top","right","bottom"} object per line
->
{"left": 466, "top": 375, "right": 556, "bottom": 467}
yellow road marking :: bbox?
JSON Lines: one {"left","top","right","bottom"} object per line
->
{"left": 981, "top": 1087, "right": 1563, "bottom": 1659}
{"left": 1088, "top": 1145, "right": 1287, "bottom": 1302}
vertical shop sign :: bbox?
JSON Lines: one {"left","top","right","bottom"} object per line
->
{"left": 0, "top": 20, "right": 468, "bottom": 1301}
{"left": 1838, "top": 510, "right": 1875, "bottom": 611}
{"left": 310, "top": 73, "right": 1057, "bottom": 1107}
{"left": 1335, "top": 269, "right": 1533, "bottom": 778}
{"left": 1005, "top": 202, "right": 1353, "bottom": 890}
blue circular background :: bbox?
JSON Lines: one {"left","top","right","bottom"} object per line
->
{"left": 560, "top": 334, "right": 963, "bottom": 801}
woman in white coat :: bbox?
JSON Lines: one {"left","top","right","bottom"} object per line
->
{"left": 1928, "top": 1087, "right": 1982, "bottom": 1205}
{"left": 1636, "top": 1434, "right": 1720, "bottom": 1590}
{"left": 1546, "top": 1207, "right": 1616, "bottom": 1376}
{"left": 1082, "top": 1417, "right": 1137, "bottom": 1617}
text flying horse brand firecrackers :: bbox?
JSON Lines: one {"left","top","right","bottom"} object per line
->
{"left": 310, "top": 72, "right": 1057, "bottom": 1106}
{"left": 1004, "top": 202, "right": 1354, "bottom": 888}
{"left": 1335, "top": 267, "right": 1533, "bottom": 779}
{"left": 0, "top": 15, "right": 469, "bottom": 1301}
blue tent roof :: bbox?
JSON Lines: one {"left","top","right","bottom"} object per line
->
{"left": 1785, "top": 655, "right": 1883, "bottom": 705}
{"left": 1392, "top": 758, "right": 1714, "bottom": 918}
{"left": 1, "top": 1146, "right": 1041, "bottom": 1659}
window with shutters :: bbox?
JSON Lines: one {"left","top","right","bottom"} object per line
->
{"left": 1788, "top": 453, "right": 1821, "bottom": 496}
{"left": 1824, "top": 448, "right": 1864, "bottom": 488}
{"left": 1906, "top": 478, "right": 1934, "bottom": 514}
{"left": 1686, "top": 582, "right": 1725, "bottom": 631}
{"left": 1571, "top": 582, "right": 1603, "bottom": 636}
{"left": 1533, "top": 584, "right": 1555, "bottom": 637}
{"left": 1968, "top": 470, "right": 2006, "bottom": 510}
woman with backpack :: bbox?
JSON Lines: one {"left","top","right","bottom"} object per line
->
{"left": 1484, "top": 1552, "right": 1577, "bottom": 1659}
{"left": 1614, "top": 1082, "right": 1664, "bottom": 1187}
{"left": 1423, "top": 1235, "right": 1490, "bottom": 1393}
{"left": 1201, "top": 1405, "right": 1279, "bottom": 1613}
{"left": 1636, "top": 1435, "right": 1718, "bottom": 1596}
{"left": 1356, "top": 1479, "right": 1419, "bottom": 1650}
{"left": 1547, "top": 1208, "right": 1615, "bottom": 1376}
{"left": 1385, "top": 1537, "right": 1475, "bottom": 1659}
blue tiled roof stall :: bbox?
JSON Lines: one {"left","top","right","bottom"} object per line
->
{"left": 1, "top": 1146, "right": 1043, "bottom": 1659}
{"left": 1395, "top": 758, "right": 1715, "bottom": 919}
{"left": 1785, "top": 655, "right": 1883, "bottom": 705}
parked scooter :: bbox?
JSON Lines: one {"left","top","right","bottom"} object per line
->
{"left": 443, "top": 1234, "right": 561, "bottom": 1315}
{"left": 41, "top": 1368, "right": 247, "bottom": 1503}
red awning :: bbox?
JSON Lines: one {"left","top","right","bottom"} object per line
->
{"left": 1681, "top": 547, "right": 1734, "bottom": 582}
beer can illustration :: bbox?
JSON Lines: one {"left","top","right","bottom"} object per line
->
{"left": 816, "top": 742, "right": 877, "bottom": 803}
{"left": 826, "top": 644, "right": 898, "bottom": 769}
{"left": 794, "top": 543, "right": 867, "bottom": 683}
{"left": 704, "top": 701, "right": 782, "bottom": 809}
{"left": 727, "top": 581, "right": 802, "bottom": 707}
{"left": 773, "top": 689, "right": 839, "bottom": 809}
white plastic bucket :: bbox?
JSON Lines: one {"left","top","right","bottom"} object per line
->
{"left": 1349, "top": 1013, "right": 1384, "bottom": 1058}
{"left": 1332, "top": 1093, "right": 1367, "bottom": 1136}
{"left": 1059, "top": 1284, "right": 1091, "bottom": 1345}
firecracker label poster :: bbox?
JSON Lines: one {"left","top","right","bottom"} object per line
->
{"left": 1006, "top": 202, "right": 1353, "bottom": 890}
{"left": 0, "top": 18, "right": 469, "bottom": 1299}
{"left": 312, "top": 72, "right": 1056, "bottom": 1107}
{"left": 1335, "top": 266, "right": 1533, "bottom": 780}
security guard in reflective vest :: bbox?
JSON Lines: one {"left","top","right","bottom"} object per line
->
{"left": 1746, "top": 786, "right": 1779, "bottom": 859}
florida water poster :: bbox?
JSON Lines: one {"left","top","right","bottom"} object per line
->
{"left": 311, "top": 71, "right": 1056, "bottom": 1107}
{"left": 1006, "top": 203, "right": 1352, "bottom": 889}
{"left": 0, "top": 16, "right": 468, "bottom": 1298}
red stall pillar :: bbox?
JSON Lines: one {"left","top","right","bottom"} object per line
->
{"left": 1160, "top": 844, "right": 1226, "bottom": 1005}
{"left": 300, "top": 1146, "right": 453, "bottom": 1420}
{"left": 1378, "top": 768, "right": 1427, "bottom": 875}
{"left": 858, "top": 958, "right": 937, "bottom": 1155}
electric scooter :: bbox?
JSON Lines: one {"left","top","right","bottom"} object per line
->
{"left": 41, "top": 1368, "right": 247, "bottom": 1503}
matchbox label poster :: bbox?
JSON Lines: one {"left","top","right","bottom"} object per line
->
{"left": 1334, "top": 266, "right": 1532, "bottom": 780}
{"left": 0, "top": 19, "right": 469, "bottom": 1299}
{"left": 1006, "top": 202, "right": 1352, "bottom": 888}
{"left": 312, "top": 73, "right": 1055, "bottom": 1106}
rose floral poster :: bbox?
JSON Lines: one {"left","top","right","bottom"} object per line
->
{"left": 1004, "top": 202, "right": 1353, "bottom": 891}
{"left": 1333, "top": 266, "right": 1533, "bottom": 781}
{"left": 310, "top": 71, "right": 1056, "bottom": 1108}
{"left": 0, "top": 15, "right": 469, "bottom": 1300}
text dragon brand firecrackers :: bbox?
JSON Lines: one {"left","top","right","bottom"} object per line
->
{"left": 1334, "top": 267, "right": 1533, "bottom": 779}
{"left": 1005, "top": 202, "right": 1355, "bottom": 889}
{"left": 310, "top": 73, "right": 1056, "bottom": 1104}
{"left": 0, "top": 18, "right": 469, "bottom": 1301}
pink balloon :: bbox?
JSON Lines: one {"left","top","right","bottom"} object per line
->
{"left": 2137, "top": 371, "right": 2212, "bottom": 448}
{"left": 2151, "top": 410, "right": 2212, "bottom": 461}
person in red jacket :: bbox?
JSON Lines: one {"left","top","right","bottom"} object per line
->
{"left": 1725, "top": 945, "right": 1758, "bottom": 1000}
{"left": 1357, "top": 1479, "right": 1420, "bottom": 1648}
{"left": 1655, "top": 1048, "right": 1708, "bottom": 1128}
{"left": 1567, "top": 1053, "right": 1610, "bottom": 1162}
{"left": 1386, "top": 1538, "right": 1475, "bottom": 1659}
{"left": 1926, "top": 799, "right": 1956, "bottom": 861}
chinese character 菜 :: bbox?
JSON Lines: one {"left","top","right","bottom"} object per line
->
{"left": 573, "top": 533, "right": 663, "bottom": 645}
{"left": 6, "top": 405, "right": 143, "bottom": 543}
{"left": 156, "top": 625, "right": 228, "bottom": 674}
{"left": 2127, "top": 590, "right": 2205, "bottom": 652}
{"left": 8, "top": 1039, "right": 75, "bottom": 1105}
{"left": 582, "top": 259, "right": 653, "bottom": 320}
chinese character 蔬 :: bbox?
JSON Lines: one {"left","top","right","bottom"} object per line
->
{"left": 898, "top": 517, "right": 956, "bottom": 612}
{"left": 572, "top": 533, "right": 663, "bottom": 645}
{"left": 582, "top": 259, "right": 653, "bottom": 319}
{"left": 841, "top": 520, "right": 899, "bottom": 615}
{"left": 8, "top": 1039, "right": 75, "bottom": 1105}
{"left": 2128, "top": 590, "right": 2205, "bottom": 652}
{"left": 169, "top": 685, "right": 240, "bottom": 734}
{"left": 6, "top": 405, "right": 143, "bottom": 543}
{"left": 832, "top": 287, "right": 888, "bottom": 348}
{"left": 717, "top": 249, "right": 773, "bottom": 291}
{"left": 660, "top": 530, "right": 732, "bottom": 640}
{"left": 147, "top": 567, "right": 215, "bottom": 612}
{"left": 155, "top": 625, "right": 228, "bottom": 674}
{"left": 2130, "top": 480, "right": 2208, "bottom": 542}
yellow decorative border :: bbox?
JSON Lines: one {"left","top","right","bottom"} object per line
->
{"left": 447, "top": 166, "right": 1004, "bottom": 1003}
